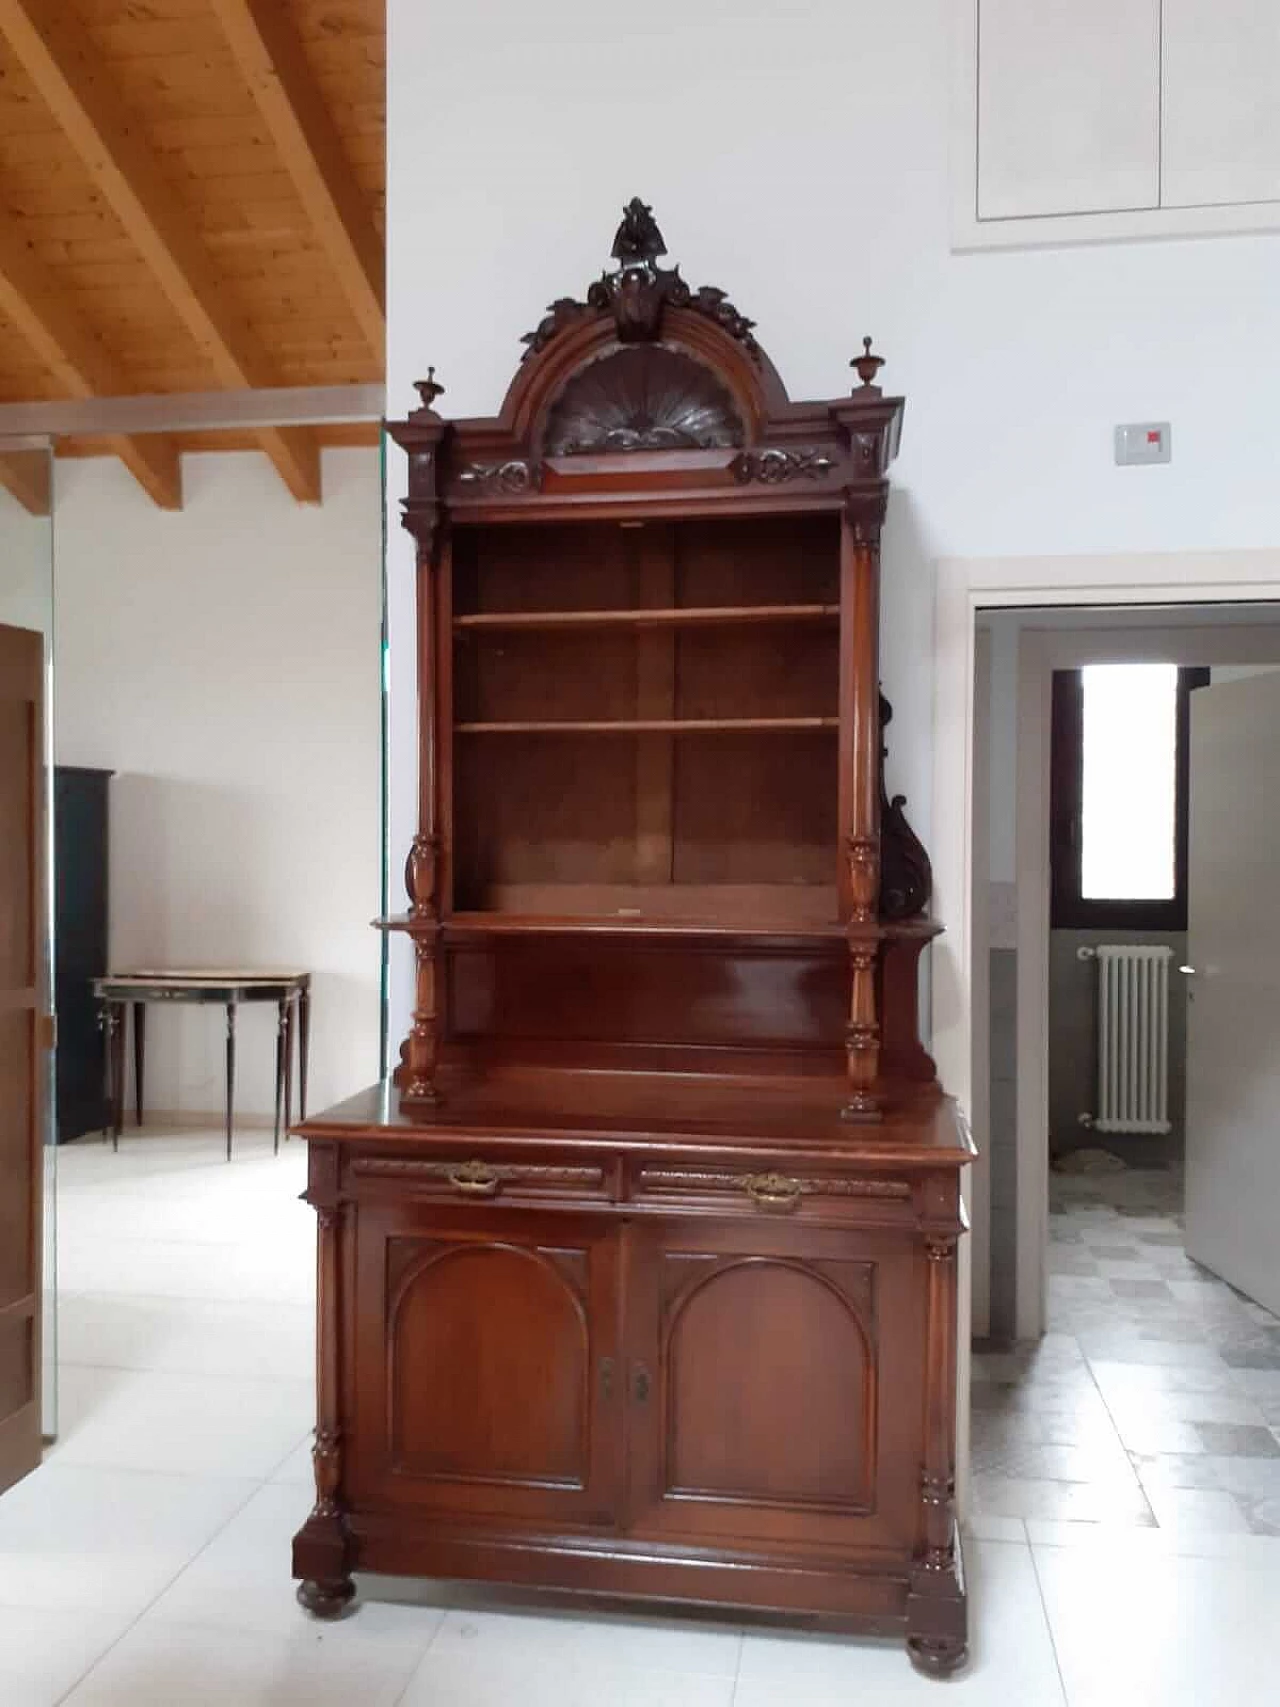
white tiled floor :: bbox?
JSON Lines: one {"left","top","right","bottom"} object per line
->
{"left": 6, "top": 1132, "right": 1280, "bottom": 1703}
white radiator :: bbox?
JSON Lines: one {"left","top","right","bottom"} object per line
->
{"left": 1086, "top": 944, "right": 1173, "bottom": 1135}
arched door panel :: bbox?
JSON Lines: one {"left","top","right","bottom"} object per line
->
{"left": 627, "top": 1221, "right": 923, "bottom": 1551}
{"left": 351, "top": 1208, "right": 622, "bottom": 1526}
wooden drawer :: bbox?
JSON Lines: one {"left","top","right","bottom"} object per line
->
{"left": 628, "top": 1160, "right": 912, "bottom": 1222}
{"left": 347, "top": 1150, "right": 617, "bottom": 1206}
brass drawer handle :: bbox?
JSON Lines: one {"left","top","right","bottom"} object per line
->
{"left": 447, "top": 1161, "right": 501, "bottom": 1197}
{"left": 743, "top": 1172, "right": 803, "bottom": 1212}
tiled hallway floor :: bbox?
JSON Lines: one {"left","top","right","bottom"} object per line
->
{"left": 4, "top": 1134, "right": 1280, "bottom": 1704}
{"left": 974, "top": 1165, "right": 1280, "bottom": 1537}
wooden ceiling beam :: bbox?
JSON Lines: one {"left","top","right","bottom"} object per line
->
{"left": 0, "top": 0, "right": 321, "bottom": 503}
{"left": 0, "top": 227, "right": 182, "bottom": 509}
{"left": 210, "top": 0, "right": 384, "bottom": 355}
{"left": 0, "top": 448, "right": 50, "bottom": 516}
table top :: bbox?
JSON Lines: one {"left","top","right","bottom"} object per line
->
{"left": 96, "top": 969, "right": 310, "bottom": 994}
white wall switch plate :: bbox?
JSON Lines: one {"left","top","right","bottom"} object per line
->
{"left": 1115, "top": 422, "right": 1171, "bottom": 465}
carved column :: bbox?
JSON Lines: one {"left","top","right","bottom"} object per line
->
{"left": 842, "top": 508, "right": 883, "bottom": 1121}
{"left": 295, "top": 1150, "right": 355, "bottom": 1617}
{"left": 906, "top": 1208, "right": 967, "bottom": 1676}
{"left": 403, "top": 835, "right": 442, "bottom": 1104}
{"left": 398, "top": 376, "right": 447, "bottom": 1107}
{"left": 919, "top": 1232, "right": 959, "bottom": 1572}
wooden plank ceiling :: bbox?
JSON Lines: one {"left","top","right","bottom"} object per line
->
{"left": 0, "top": 0, "right": 384, "bottom": 511}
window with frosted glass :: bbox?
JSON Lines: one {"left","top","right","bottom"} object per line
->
{"left": 1050, "top": 663, "right": 1206, "bottom": 932}
{"left": 1080, "top": 664, "right": 1178, "bottom": 901}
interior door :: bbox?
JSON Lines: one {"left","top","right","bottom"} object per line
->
{"left": 0, "top": 625, "right": 45, "bottom": 1495}
{"left": 626, "top": 1217, "right": 923, "bottom": 1552}
{"left": 1185, "top": 671, "right": 1280, "bottom": 1315}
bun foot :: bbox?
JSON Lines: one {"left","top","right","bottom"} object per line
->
{"left": 296, "top": 1576, "right": 356, "bottom": 1620}
{"left": 907, "top": 1635, "right": 968, "bottom": 1679}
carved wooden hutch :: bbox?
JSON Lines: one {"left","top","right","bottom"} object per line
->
{"left": 292, "top": 202, "right": 974, "bottom": 1677}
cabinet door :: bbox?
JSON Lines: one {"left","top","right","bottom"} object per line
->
{"left": 350, "top": 1206, "right": 622, "bottom": 1526}
{"left": 625, "top": 1219, "right": 923, "bottom": 1553}
{"left": 1162, "top": 0, "right": 1280, "bottom": 208}
{"left": 976, "top": 0, "right": 1160, "bottom": 220}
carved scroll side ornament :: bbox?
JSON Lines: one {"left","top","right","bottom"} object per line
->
{"left": 521, "top": 198, "right": 761, "bottom": 360}
{"left": 878, "top": 694, "right": 933, "bottom": 921}
{"left": 732, "top": 447, "right": 834, "bottom": 485}
{"left": 457, "top": 459, "right": 539, "bottom": 493}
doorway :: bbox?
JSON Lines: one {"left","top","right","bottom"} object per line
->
{"left": 969, "top": 604, "right": 1280, "bottom": 1534}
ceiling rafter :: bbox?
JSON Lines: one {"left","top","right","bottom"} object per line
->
{"left": 0, "top": 0, "right": 322, "bottom": 503}
{"left": 0, "top": 226, "right": 182, "bottom": 509}
{"left": 209, "top": 0, "right": 384, "bottom": 356}
{"left": 0, "top": 447, "right": 50, "bottom": 516}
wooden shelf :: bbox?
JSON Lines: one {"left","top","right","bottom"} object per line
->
{"left": 455, "top": 882, "right": 840, "bottom": 928}
{"left": 455, "top": 717, "right": 839, "bottom": 735}
{"left": 377, "top": 883, "right": 841, "bottom": 936}
{"left": 454, "top": 604, "right": 840, "bottom": 631}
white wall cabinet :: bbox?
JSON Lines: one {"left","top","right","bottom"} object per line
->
{"left": 976, "top": 0, "right": 1160, "bottom": 221}
{"left": 956, "top": 0, "right": 1280, "bottom": 247}
{"left": 1162, "top": 0, "right": 1280, "bottom": 210}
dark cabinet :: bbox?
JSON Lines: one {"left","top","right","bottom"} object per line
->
{"left": 54, "top": 766, "right": 111, "bottom": 1141}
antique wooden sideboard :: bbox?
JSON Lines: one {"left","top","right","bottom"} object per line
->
{"left": 293, "top": 201, "right": 974, "bottom": 1677}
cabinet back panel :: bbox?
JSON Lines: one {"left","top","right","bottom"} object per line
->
{"left": 455, "top": 735, "right": 640, "bottom": 897}
{"left": 447, "top": 938, "right": 845, "bottom": 1050}
{"left": 673, "top": 732, "right": 836, "bottom": 886}
{"left": 454, "top": 522, "right": 637, "bottom": 615}
{"left": 675, "top": 515, "right": 839, "bottom": 607}
{"left": 674, "top": 626, "right": 838, "bottom": 721}
{"left": 456, "top": 629, "right": 639, "bottom": 724}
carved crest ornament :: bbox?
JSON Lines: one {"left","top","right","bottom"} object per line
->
{"left": 521, "top": 197, "right": 762, "bottom": 361}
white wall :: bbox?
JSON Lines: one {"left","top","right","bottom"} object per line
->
{"left": 384, "top": 0, "right": 1280, "bottom": 1043}
{"left": 0, "top": 469, "right": 53, "bottom": 636}
{"left": 55, "top": 448, "right": 383, "bottom": 1122}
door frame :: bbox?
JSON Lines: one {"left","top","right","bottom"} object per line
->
{"left": 0, "top": 624, "right": 47, "bottom": 1490}
{"left": 932, "top": 552, "right": 1280, "bottom": 1352}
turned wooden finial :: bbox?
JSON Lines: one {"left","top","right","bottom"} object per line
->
{"left": 851, "top": 336, "right": 884, "bottom": 394}
{"left": 413, "top": 367, "right": 445, "bottom": 413}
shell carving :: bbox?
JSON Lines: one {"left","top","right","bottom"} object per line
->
{"left": 543, "top": 347, "right": 744, "bottom": 456}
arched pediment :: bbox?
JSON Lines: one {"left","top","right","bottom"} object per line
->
{"left": 494, "top": 198, "right": 791, "bottom": 447}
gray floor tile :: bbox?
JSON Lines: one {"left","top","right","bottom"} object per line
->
{"left": 1109, "top": 1279, "right": 1174, "bottom": 1300}
{"left": 1192, "top": 1422, "right": 1280, "bottom": 1458}
{"left": 1221, "top": 1347, "right": 1280, "bottom": 1371}
{"left": 1238, "top": 1495, "right": 1280, "bottom": 1535}
{"left": 972, "top": 1439, "right": 1135, "bottom": 1482}
{"left": 972, "top": 1473, "right": 1156, "bottom": 1525}
{"left": 1202, "top": 1457, "right": 1280, "bottom": 1500}
{"left": 1130, "top": 1452, "right": 1223, "bottom": 1492}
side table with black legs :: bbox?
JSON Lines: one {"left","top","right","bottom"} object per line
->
{"left": 93, "top": 971, "right": 312, "bottom": 1160}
